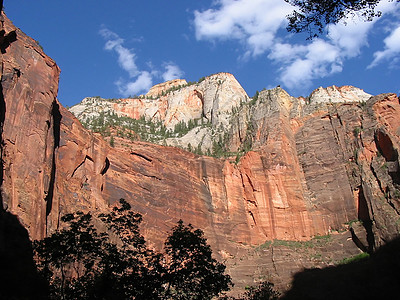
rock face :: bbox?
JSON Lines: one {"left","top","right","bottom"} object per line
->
{"left": 0, "top": 11, "right": 60, "bottom": 240}
{"left": 69, "top": 73, "right": 249, "bottom": 154}
{"left": 1, "top": 10, "right": 400, "bottom": 293}
{"left": 70, "top": 73, "right": 248, "bottom": 130}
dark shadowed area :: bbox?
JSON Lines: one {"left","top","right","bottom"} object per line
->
{"left": 0, "top": 210, "right": 48, "bottom": 299}
{"left": 282, "top": 237, "right": 400, "bottom": 300}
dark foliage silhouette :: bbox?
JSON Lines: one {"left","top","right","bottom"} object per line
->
{"left": 164, "top": 220, "right": 233, "bottom": 299}
{"left": 241, "top": 281, "right": 280, "bottom": 300}
{"left": 33, "top": 199, "right": 232, "bottom": 299}
{"left": 285, "top": 0, "right": 399, "bottom": 38}
{"left": 219, "top": 280, "right": 280, "bottom": 300}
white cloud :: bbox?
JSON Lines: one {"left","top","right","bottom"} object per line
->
{"left": 194, "top": 0, "right": 293, "bottom": 57}
{"left": 274, "top": 20, "right": 372, "bottom": 91}
{"left": 99, "top": 28, "right": 139, "bottom": 77}
{"left": 98, "top": 27, "right": 119, "bottom": 40}
{"left": 281, "top": 59, "right": 313, "bottom": 89}
{"left": 193, "top": 0, "right": 400, "bottom": 92}
{"left": 277, "top": 40, "right": 343, "bottom": 90}
{"left": 100, "top": 27, "right": 184, "bottom": 97}
{"left": 162, "top": 63, "right": 185, "bottom": 81}
{"left": 307, "top": 40, "right": 339, "bottom": 63}
{"left": 193, "top": 0, "right": 348, "bottom": 90}
{"left": 369, "top": 24, "right": 400, "bottom": 68}
{"left": 116, "top": 72, "right": 153, "bottom": 97}
{"left": 327, "top": 20, "right": 373, "bottom": 57}
{"left": 276, "top": 1, "right": 400, "bottom": 90}
{"left": 268, "top": 43, "right": 307, "bottom": 62}
{"left": 326, "top": 0, "right": 399, "bottom": 57}
{"left": 246, "top": 32, "right": 275, "bottom": 56}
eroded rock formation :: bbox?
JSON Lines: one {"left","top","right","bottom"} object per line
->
{"left": 1, "top": 10, "right": 400, "bottom": 292}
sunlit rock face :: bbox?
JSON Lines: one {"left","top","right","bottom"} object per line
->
{"left": 2, "top": 9, "right": 400, "bottom": 293}
{"left": 70, "top": 72, "right": 249, "bottom": 129}
{"left": 0, "top": 11, "right": 61, "bottom": 240}
{"left": 308, "top": 85, "right": 372, "bottom": 104}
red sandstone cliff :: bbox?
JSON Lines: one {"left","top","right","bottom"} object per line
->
{"left": 1, "top": 10, "right": 400, "bottom": 291}
{"left": 0, "top": 10, "right": 60, "bottom": 239}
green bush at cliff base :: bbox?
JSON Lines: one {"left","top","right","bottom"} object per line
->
{"left": 337, "top": 252, "right": 370, "bottom": 265}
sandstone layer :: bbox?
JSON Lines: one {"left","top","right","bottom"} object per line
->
{"left": 1, "top": 10, "right": 400, "bottom": 292}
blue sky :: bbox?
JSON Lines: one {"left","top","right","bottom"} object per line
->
{"left": 5, "top": 0, "right": 400, "bottom": 107}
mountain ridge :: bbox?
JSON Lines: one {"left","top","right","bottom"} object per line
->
{"left": 69, "top": 76, "right": 372, "bottom": 158}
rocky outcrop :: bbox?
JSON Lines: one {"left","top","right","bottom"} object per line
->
{"left": 307, "top": 85, "right": 371, "bottom": 104}
{"left": 1, "top": 9, "right": 400, "bottom": 293}
{"left": 69, "top": 73, "right": 249, "bottom": 153}
{"left": 70, "top": 73, "right": 249, "bottom": 130}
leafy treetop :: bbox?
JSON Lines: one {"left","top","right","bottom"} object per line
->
{"left": 285, "top": 0, "right": 398, "bottom": 38}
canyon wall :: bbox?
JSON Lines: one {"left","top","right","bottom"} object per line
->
{"left": 1, "top": 11, "right": 400, "bottom": 291}
{"left": 0, "top": 11, "right": 60, "bottom": 240}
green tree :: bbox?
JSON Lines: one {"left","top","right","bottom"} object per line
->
{"left": 285, "top": 0, "right": 398, "bottom": 38}
{"left": 33, "top": 200, "right": 164, "bottom": 300}
{"left": 98, "top": 199, "right": 165, "bottom": 299}
{"left": 33, "top": 211, "right": 109, "bottom": 299}
{"left": 253, "top": 91, "right": 259, "bottom": 102}
{"left": 164, "top": 220, "right": 233, "bottom": 300}
{"left": 33, "top": 200, "right": 232, "bottom": 299}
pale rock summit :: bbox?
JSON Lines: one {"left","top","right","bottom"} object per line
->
{"left": 146, "top": 79, "right": 187, "bottom": 98}
{"left": 70, "top": 72, "right": 249, "bottom": 130}
{"left": 70, "top": 73, "right": 250, "bottom": 152}
{"left": 308, "top": 85, "right": 371, "bottom": 104}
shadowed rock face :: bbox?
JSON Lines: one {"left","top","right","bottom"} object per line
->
{"left": 281, "top": 237, "right": 400, "bottom": 300}
{"left": 1, "top": 10, "right": 400, "bottom": 292}
{"left": 0, "top": 210, "right": 48, "bottom": 299}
